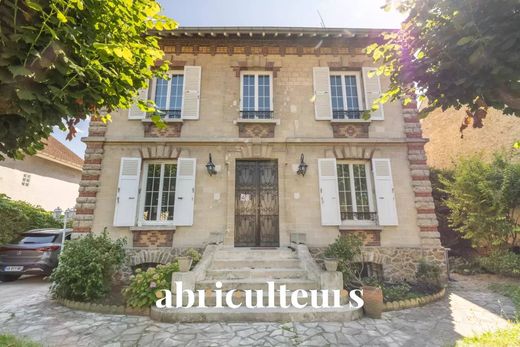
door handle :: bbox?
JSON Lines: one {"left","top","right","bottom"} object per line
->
{"left": 178, "top": 197, "right": 183, "bottom": 200}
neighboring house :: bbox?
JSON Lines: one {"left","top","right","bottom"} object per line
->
{"left": 0, "top": 136, "right": 83, "bottom": 210}
{"left": 74, "top": 27, "right": 445, "bottom": 281}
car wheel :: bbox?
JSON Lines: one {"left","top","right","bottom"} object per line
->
{"left": 0, "top": 274, "right": 21, "bottom": 282}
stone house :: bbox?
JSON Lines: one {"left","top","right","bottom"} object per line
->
{"left": 0, "top": 136, "right": 83, "bottom": 210}
{"left": 73, "top": 27, "right": 445, "bottom": 283}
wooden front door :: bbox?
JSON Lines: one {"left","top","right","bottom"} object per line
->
{"left": 235, "top": 160, "right": 279, "bottom": 247}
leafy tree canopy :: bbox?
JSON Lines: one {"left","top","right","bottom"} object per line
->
{"left": 0, "top": 0, "right": 177, "bottom": 159}
{"left": 366, "top": 0, "right": 520, "bottom": 139}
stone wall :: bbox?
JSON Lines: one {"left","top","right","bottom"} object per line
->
{"left": 309, "top": 246, "right": 447, "bottom": 283}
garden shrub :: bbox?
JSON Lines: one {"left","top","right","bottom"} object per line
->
{"left": 184, "top": 248, "right": 201, "bottom": 268}
{"left": 50, "top": 231, "right": 126, "bottom": 301}
{"left": 324, "top": 234, "right": 366, "bottom": 287}
{"left": 416, "top": 260, "right": 441, "bottom": 290}
{"left": 124, "top": 262, "right": 179, "bottom": 308}
{"left": 382, "top": 282, "right": 412, "bottom": 302}
{"left": 480, "top": 250, "right": 520, "bottom": 277}
{"left": 0, "top": 194, "right": 61, "bottom": 244}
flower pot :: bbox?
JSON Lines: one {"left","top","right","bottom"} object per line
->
{"left": 362, "top": 285, "right": 384, "bottom": 319}
{"left": 177, "top": 257, "right": 192, "bottom": 272}
{"left": 324, "top": 258, "right": 338, "bottom": 272}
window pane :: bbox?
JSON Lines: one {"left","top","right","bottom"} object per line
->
{"left": 337, "top": 164, "right": 353, "bottom": 220}
{"left": 258, "top": 75, "right": 270, "bottom": 111}
{"left": 169, "top": 75, "right": 184, "bottom": 112}
{"left": 353, "top": 164, "right": 370, "bottom": 214}
{"left": 330, "top": 76, "right": 344, "bottom": 111}
{"left": 242, "top": 75, "right": 255, "bottom": 111}
{"left": 160, "top": 164, "right": 177, "bottom": 221}
{"left": 345, "top": 76, "right": 360, "bottom": 110}
{"left": 154, "top": 78, "right": 169, "bottom": 110}
{"left": 143, "top": 164, "right": 161, "bottom": 221}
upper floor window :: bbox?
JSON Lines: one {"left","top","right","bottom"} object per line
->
{"left": 330, "top": 72, "right": 363, "bottom": 120}
{"left": 240, "top": 71, "right": 273, "bottom": 119}
{"left": 337, "top": 162, "right": 376, "bottom": 224}
{"left": 140, "top": 162, "right": 177, "bottom": 223}
{"left": 21, "top": 173, "right": 31, "bottom": 187}
{"left": 154, "top": 74, "right": 184, "bottom": 119}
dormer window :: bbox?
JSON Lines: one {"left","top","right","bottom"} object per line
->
{"left": 154, "top": 73, "right": 184, "bottom": 119}
{"left": 240, "top": 71, "right": 273, "bottom": 119}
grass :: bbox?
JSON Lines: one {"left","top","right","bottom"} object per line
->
{"left": 0, "top": 334, "right": 41, "bottom": 347}
{"left": 455, "top": 282, "right": 520, "bottom": 346}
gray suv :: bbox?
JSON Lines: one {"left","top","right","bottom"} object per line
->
{"left": 0, "top": 228, "right": 72, "bottom": 282}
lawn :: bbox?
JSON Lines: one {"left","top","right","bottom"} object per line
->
{"left": 455, "top": 282, "right": 520, "bottom": 346}
{"left": 0, "top": 334, "right": 41, "bottom": 347}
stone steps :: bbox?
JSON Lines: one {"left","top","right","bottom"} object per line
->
{"left": 205, "top": 268, "right": 308, "bottom": 280}
{"left": 151, "top": 304, "right": 362, "bottom": 323}
{"left": 210, "top": 259, "right": 301, "bottom": 269}
{"left": 196, "top": 279, "right": 319, "bottom": 291}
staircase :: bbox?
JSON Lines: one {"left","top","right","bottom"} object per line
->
{"left": 150, "top": 245, "right": 364, "bottom": 323}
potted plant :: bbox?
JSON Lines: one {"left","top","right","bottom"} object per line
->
{"left": 323, "top": 257, "right": 339, "bottom": 272}
{"left": 359, "top": 276, "right": 384, "bottom": 319}
{"left": 177, "top": 256, "right": 192, "bottom": 272}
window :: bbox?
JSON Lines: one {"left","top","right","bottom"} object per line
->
{"left": 140, "top": 162, "right": 177, "bottom": 223}
{"left": 240, "top": 72, "right": 273, "bottom": 119}
{"left": 154, "top": 74, "right": 184, "bottom": 119}
{"left": 337, "top": 162, "right": 376, "bottom": 223}
{"left": 21, "top": 174, "right": 31, "bottom": 187}
{"left": 329, "top": 72, "right": 363, "bottom": 120}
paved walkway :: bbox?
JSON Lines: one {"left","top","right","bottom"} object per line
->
{"left": 0, "top": 274, "right": 517, "bottom": 346}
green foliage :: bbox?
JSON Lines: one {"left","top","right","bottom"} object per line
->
{"left": 441, "top": 154, "right": 520, "bottom": 249}
{"left": 449, "top": 257, "right": 486, "bottom": 275}
{"left": 0, "top": 0, "right": 177, "bottom": 159}
{"left": 50, "top": 231, "right": 125, "bottom": 301}
{"left": 0, "top": 194, "right": 61, "bottom": 244}
{"left": 123, "top": 262, "right": 179, "bottom": 308}
{"left": 185, "top": 248, "right": 201, "bottom": 268}
{"left": 324, "top": 234, "right": 366, "bottom": 287}
{"left": 489, "top": 283, "right": 520, "bottom": 315}
{"left": 455, "top": 323, "right": 520, "bottom": 347}
{"left": 0, "top": 334, "right": 41, "bottom": 347}
{"left": 415, "top": 259, "right": 441, "bottom": 290}
{"left": 480, "top": 251, "right": 520, "bottom": 278}
{"left": 366, "top": 1, "right": 520, "bottom": 126}
{"left": 382, "top": 282, "right": 415, "bottom": 302}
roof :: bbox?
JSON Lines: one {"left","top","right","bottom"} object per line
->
{"left": 36, "top": 136, "right": 84, "bottom": 171}
{"left": 157, "top": 26, "right": 393, "bottom": 39}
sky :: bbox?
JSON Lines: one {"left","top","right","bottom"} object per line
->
{"left": 52, "top": 0, "right": 405, "bottom": 158}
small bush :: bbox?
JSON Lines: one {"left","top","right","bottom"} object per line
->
{"left": 382, "top": 282, "right": 412, "bottom": 302}
{"left": 50, "top": 231, "right": 126, "bottom": 301}
{"left": 416, "top": 260, "right": 441, "bottom": 290}
{"left": 124, "top": 262, "right": 179, "bottom": 308}
{"left": 480, "top": 251, "right": 520, "bottom": 277}
{"left": 0, "top": 194, "right": 61, "bottom": 244}
{"left": 185, "top": 248, "right": 201, "bottom": 268}
{"left": 324, "top": 234, "right": 363, "bottom": 287}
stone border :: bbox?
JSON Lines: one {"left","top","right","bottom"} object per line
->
{"left": 56, "top": 298, "right": 150, "bottom": 317}
{"left": 383, "top": 288, "right": 446, "bottom": 312}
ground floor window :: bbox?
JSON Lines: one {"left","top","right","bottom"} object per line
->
{"left": 140, "top": 162, "right": 177, "bottom": 223}
{"left": 337, "top": 162, "right": 376, "bottom": 223}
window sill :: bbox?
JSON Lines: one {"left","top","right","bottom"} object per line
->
{"left": 233, "top": 118, "right": 280, "bottom": 125}
{"left": 339, "top": 224, "right": 382, "bottom": 231}
{"left": 142, "top": 118, "right": 183, "bottom": 123}
{"left": 331, "top": 119, "right": 371, "bottom": 124}
{"left": 130, "top": 225, "right": 176, "bottom": 231}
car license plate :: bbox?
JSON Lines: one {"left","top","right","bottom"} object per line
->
{"left": 4, "top": 266, "right": 23, "bottom": 272}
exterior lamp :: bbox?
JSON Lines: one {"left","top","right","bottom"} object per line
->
{"left": 206, "top": 153, "right": 217, "bottom": 176}
{"left": 53, "top": 207, "right": 63, "bottom": 221}
{"left": 297, "top": 153, "right": 308, "bottom": 177}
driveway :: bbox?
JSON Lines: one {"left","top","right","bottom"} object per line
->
{"left": 0, "top": 275, "right": 50, "bottom": 306}
{"left": 0, "top": 274, "right": 517, "bottom": 346}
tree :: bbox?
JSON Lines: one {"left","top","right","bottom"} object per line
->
{"left": 441, "top": 154, "right": 520, "bottom": 249}
{"left": 0, "top": 0, "right": 177, "bottom": 159}
{"left": 366, "top": 0, "right": 520, "bottom": 140}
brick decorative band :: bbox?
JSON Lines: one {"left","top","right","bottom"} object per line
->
{"left": 238, "top": 123, "right": 275, "bottom": 138}
{"left": 331, "top": 123, "right": 369, "bottom": 138}
{"left": 340, "top": 229, "right": 381, "bottom": 246}
{"left": 132, "top": 229, "right": 175, "bottom": 248}
{"left": 144, "top": 122, "right": 183, "bottom": 137}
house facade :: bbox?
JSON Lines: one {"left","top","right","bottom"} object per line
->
{"left": 0, "top": 136, "right": 83, "bottom": 210}
{"left": 74, "top": 27, "right": 445, "bottom": 281}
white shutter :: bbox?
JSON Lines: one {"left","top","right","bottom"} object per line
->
{"left": 113, "top": 157, "right": 142, "bottom": 226}
{"left": 173, "top": 158, "right": 196, "bottom": 226}
{"left": 362, "top": 67, "right": 384, "bottom": 120}
{"left": 318, "top": 158, "right": 341, "bottom": 226}
{"left": 313, "top": 67, "right": 332, "bottom": 120}
{"left": 181, "top": 66, "right": 201, "bottom": 120}
{"left": 128, "top": 87, "right": 149, "bottom": 119}
{"left": 372, "top": 158, "right": 398, "bottom": 226}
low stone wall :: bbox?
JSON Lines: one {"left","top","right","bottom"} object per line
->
{"left": 309, "top": 246, "right": 447, "bottom": 283}
{"left": 57, "top": 298, "right": 150, "bottom": 316}
{"left": 383, "top": 288, "right": 446, "bottom": 312}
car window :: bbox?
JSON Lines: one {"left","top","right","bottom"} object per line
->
{"left": 65, "top": 234, "right": 71, "bottom": 241}
{"left": 16, "top": 234, "right": 57, "bottom": 244}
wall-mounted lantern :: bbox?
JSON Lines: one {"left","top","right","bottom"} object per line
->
{"left": 296, "top": 153, "right": 308, "bottom": 177}
{"left": 206, "top": 153, "right": 217, "bottom": 176}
